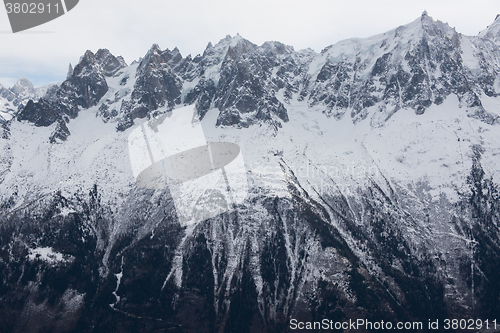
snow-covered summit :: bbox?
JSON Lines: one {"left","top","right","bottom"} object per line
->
{"left": 479, "top": 14, "right": 500, "bottom": 44}
{"left": 10, "top": 77, "right": 35, "bottom": 97}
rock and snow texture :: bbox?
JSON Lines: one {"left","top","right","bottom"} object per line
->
{"left": 1, "top": 12, "right": 500, "bottom": 333}
{"left": 479, "top": 14, "right": 500, "bottom": 45}
{"left": 0, "top": 78, "right": 52, "bottom": 122}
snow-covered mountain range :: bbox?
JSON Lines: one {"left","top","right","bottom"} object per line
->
{"left": 1, "top": 12, "right": 500, "bottom": 332}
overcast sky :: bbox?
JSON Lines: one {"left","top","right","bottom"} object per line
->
{"left": 1, "top": 0, "right": 499, "bottom": 87}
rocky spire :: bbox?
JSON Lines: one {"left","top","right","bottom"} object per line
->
{"left": 67, "top": 63, "right": 73, "bottom": 80}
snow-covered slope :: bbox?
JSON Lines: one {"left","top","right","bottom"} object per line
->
{"left": 1, "top": 12, "right": 500, "bottom": 333}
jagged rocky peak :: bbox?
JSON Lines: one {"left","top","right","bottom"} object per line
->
{"left": 73, "top": 50, "right": 100, "bottom": 76}
{"left": 199, "top": 41, "right": 223, "bottom": 67}
{"left": 0, "top": 79, "right": 29, "bottom": 123}
{"left": 220, "top": 33, "right": 253, "bottom": 48}
{"left": 0, "top": 77, "right": 54, "bottom": 123}
{"left": 17, "top": 48, "right": 112, "bottom": 133}
{"left": 138, "top": 43, "right": 163, "bottom": 72}
{"left": 182, "top": 33, "right": 291, "bottom": 128}
{"left": 419, "top": 10, "right": 456, "bottom": 38}
{"left": 479, "top": 14, "right": 500, "bottom": 44}
{"left": 389, "top": 11, "right": 456, "bottom": 43}
{"left": 204, "top": 34, "right": 256, "bottom": 61}
{"left": 196, "top": 35, "right": 258, "bottom": 70}
{"left": 136, "top": 44, "right": 186, "bottom": 75}
{"left": 71, "top": 48, "right": 126, "bottom": 78}
{"left": 312, "top": 11, "right": 493, "bottom": 124}
{"left": 203, "top": 41, "right": 213, "bottom": 53}
{"left": 166, "top": 47, "right": 182, "bottom": 63}
{"left": 95, "top": 48, "right": 127, "bottom": 76}
{"left": 64, "top": 50, "right": 109, "bottom": 110}
{"left": 317, "top": 12, "right": 455, "bottom": 61}
{"left": 10, "top": 77, "right": 35, "bottom": 96}
{"left": 116, "top": 44, "right": 183, "bottom": 129}
{"left": 260, "top": 40, "right": 294, "bottom": 56}
{"left": 223, "top": 34, "right": 257, "bottom": 60}
{"left": 162, "top": 47, "right": 189, "bottom": 73}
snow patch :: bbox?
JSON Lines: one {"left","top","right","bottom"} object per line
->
{"left": 28, "top": 247, "right": 71, "bottom": 264}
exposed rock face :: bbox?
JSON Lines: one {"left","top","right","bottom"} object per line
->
{"left": 18, "top": 99, "right": 61, "bottom": 127}
{"left": 202, "top": 36, "right": 290, "bottom": 127}
{"left": 119, "top": 45, "right": 184, "bottom": 125}
{"left": 1, "top": 13, "right": 500, "bottom": 333}
{"left": 16, "top": 49, "right": 125, "bottom": 141}
{"left": 309, "top": 13, "right": 499, "bottom": 125}
{"left": 95, "top": 49, "right": 127, "bottom": 77}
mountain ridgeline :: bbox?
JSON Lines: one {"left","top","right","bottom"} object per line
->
{"left": 17, "top": 12, "right": 500, "bottom": 135}
{"left": 1, "top": 12, "right": 500, "bottom": 333}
